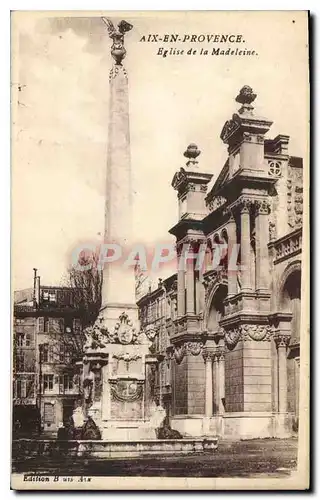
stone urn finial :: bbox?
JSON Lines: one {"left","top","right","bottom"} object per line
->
{"left": 183, "top": 143, "right": 201, "bottom": 167}
{"left": 235, "top": 86, "right": 257, "bottom": 114}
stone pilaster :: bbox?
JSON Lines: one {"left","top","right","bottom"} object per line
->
{"left": 240, "top": 201, "right": 252, "bottom": 292}
{"left": 218, "top": 350, "right": 225, "bottom": 414}
{"left": 177, "top": 245, "right": 186, "bottom": 318}
{"left": 213, "top": 352, "right": 220, "bottom": 414}
{"left": 255, "top": 199, "right": 270, "bottom": 293}
{"left": 186, "top": 254, "right": 195, "bottom": 315}
{"left": 202, "top": 350, "right": 214, "bottom": 417}
{"left": 227, "top": 214, "right": 238, "bottom": 297}
{"left": 275, "top": 334, "right": 290, "bottom": 414}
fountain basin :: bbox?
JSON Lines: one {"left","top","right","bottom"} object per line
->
{"left": 13, "top": 437, "right": 218, "bottom": 459}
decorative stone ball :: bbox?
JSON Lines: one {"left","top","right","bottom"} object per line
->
{"left": 183, "top": 143, "right": 201, "bottom": 160}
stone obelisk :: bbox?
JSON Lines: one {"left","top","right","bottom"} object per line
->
{"left": 101, "top": 18, "right": 138, "bottom": 327}
{"left": 83, "top": 20, "right": 157, "bottom": 440}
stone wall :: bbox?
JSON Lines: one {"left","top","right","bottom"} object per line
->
{"left": 225, "top": 340, "right": 272, "bottom": 413}
{"left": 225, "top": 342, "right": 243, "bottom": 412}
{"left": 187, "top": 354, "right": 205, "bottom": 415}
{"left": 243, "top": 341, "right": 272, "bottom": 412}
{"left": 172, "top": 356, "right": 187, "bottom": 415}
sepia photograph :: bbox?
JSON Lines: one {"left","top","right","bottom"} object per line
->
{"left": 10, "top": 10, "right": 309, "bottom": 490}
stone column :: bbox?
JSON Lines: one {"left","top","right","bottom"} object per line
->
{"left": 177, "top": 245, "right": 186, "bottom": 317}
{"left": 275, "top": 335, "right": 290, "bottom": 413}
{"left": 240, "top": 200, "right": 252, "bottom": 292}
{"left": 213, "top": 353, "right": 220, "bottom": 414}
{"left": 203, "top": 351, "right": 213, "bottom": 417}
{"left": 218, "top": 351, "right": 225, "bottom": 414}
{"left": 227, "top": 214, "right": 238, "bottom": 297}
{"left": 255, "top": 200, "right": 270, "bottom": 292}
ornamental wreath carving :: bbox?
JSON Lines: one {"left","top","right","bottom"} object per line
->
{"left": 166, "top": 341, "right": 204, "bottom": 364}
{"left": 241, "top": 324, "right": 272, "bottom": 342}
{"left": 185, "top": 341, "right": 203, "bottom": 356}
{"left": 224, "top": 328, "right": 242, "bottom": 349}
{"left": 224, "top": 324, "right": 272, "bottom": 349}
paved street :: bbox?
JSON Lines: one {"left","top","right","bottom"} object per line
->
{"left": 12, "top": 438, "right": 298, "bottom": 478}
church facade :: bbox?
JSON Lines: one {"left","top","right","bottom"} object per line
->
{"left": 137, "top": 86, "right": 303, "bottom": 439}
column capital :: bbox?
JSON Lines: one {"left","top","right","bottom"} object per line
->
{"left": 202, "top": 348, "right": 216, "bottom": 361}
{"left": 274, "top": 334, "right": 291, "bottom": 349}
{"left": 254, "top": 198, "right": 271, "bottom": 215}
{"left": 217, "top": 347, "right": 226, "bottom": 361}
{"left": 231, "top": 196, "right": 254, "bottom": 214}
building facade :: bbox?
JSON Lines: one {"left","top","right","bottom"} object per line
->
{"left": 13, "top": 272, "right": 81, "bottom": 435}
{"left": 138, "top": 86, "right": 303, "bottom": 439}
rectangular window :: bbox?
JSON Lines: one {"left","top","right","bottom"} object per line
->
{"left": 15, "top": 379, "right": 27, "bottom": 398}
{"left": 58, "top": 374, "right": 74, "bottom": 393}
{"left": 43, "top": 374, "right": 54, "bottom": 391}
{"left": 16, "top": 354, "right": 24, "bottom": 372}
{"left": 59, "top": 345, "right": 65, "bottom": 363}
{"left": 16, "top": 379, "right": 21, "bottom": 398}
{"left": 43, "top": 317, "right": 49, "bottom": 333}
{"left": 21, "top": 380, "right": 27, "bottom": 398}
{"left": 63, "top": 375, "right": 73, "bottom": 391}
{"left": 41, "top": 344, "right": 49, "bottom": 363}
{"left": 16, "top": 333, "right": 25, "bottom": 347}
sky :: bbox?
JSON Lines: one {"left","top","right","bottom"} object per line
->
{"left": 11, "top": 11, "right": 309, "bottom": 290}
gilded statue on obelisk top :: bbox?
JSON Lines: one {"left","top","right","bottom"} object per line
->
{"left": 102, "top": 17, "right": 133, "bottom": 65}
